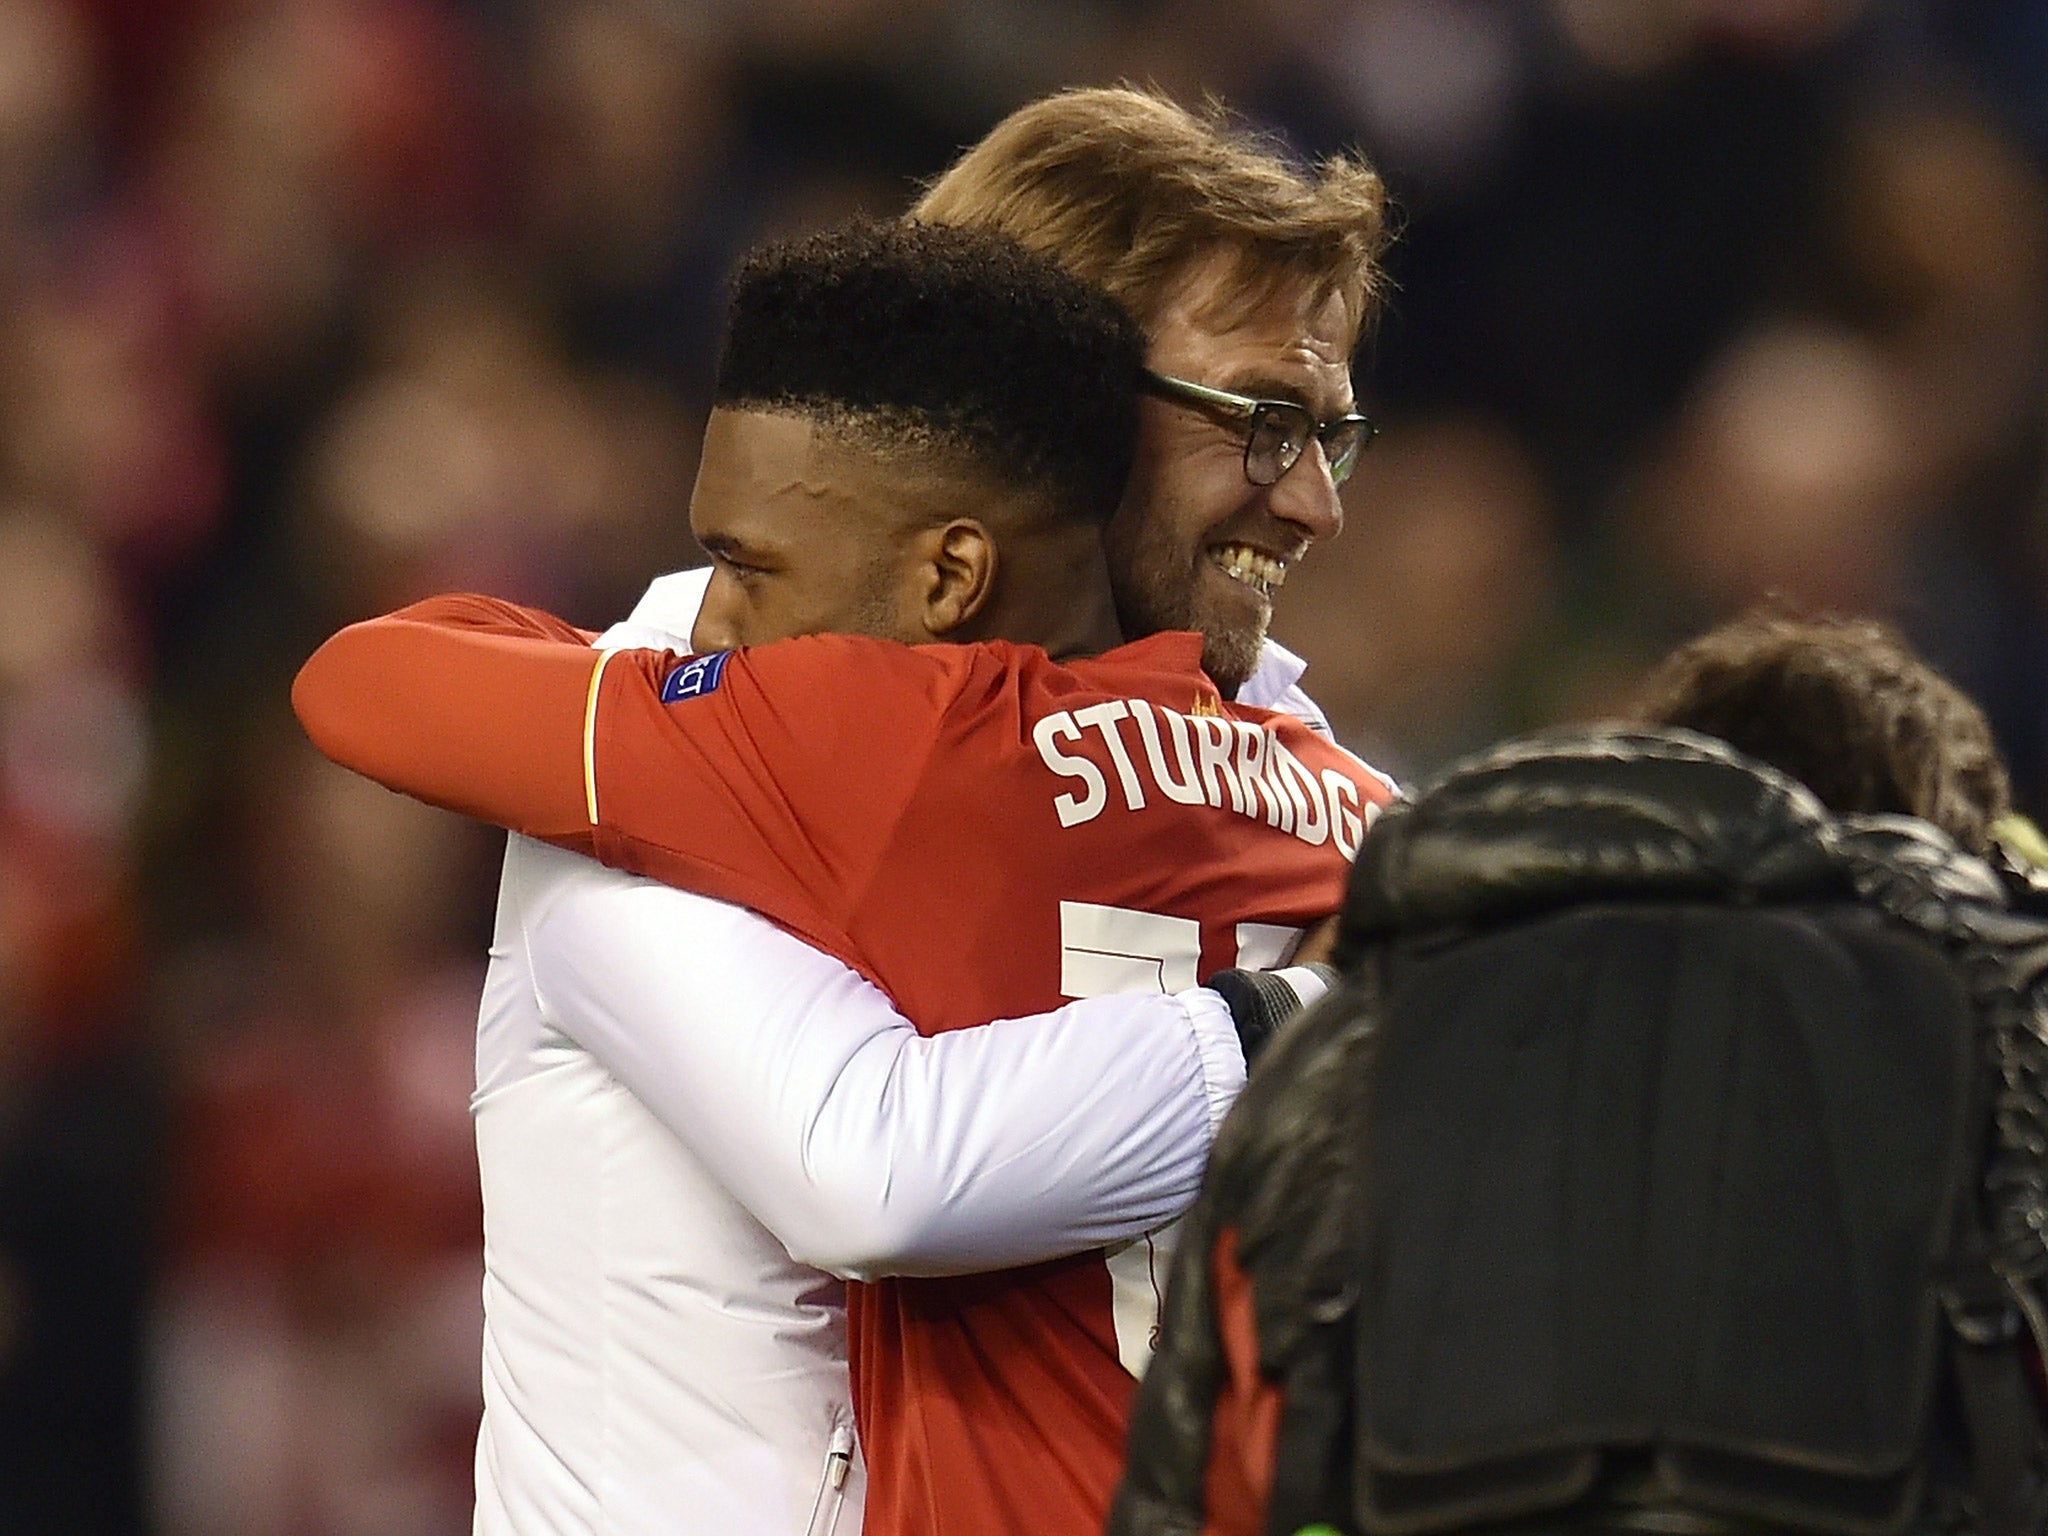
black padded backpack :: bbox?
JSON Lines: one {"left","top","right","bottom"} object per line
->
{"left": 1128, "top": 732, "right": 2048, "bottom": 1536}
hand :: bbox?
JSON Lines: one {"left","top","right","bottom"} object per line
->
{"left": 1206, "top": 962, "right": 1340, "bottom": 1070}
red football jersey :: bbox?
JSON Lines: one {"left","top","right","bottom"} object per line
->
{"left": 578, "top": 628, "right": 1395, "bottom": 1536}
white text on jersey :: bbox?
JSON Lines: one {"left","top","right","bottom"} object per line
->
{"left": 1031, "top": 700, "right": 1368, "bottom": 858}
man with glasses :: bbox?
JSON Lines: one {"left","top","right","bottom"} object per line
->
{"left": 916, "top": 85, "right": 1389, "bottom": 707}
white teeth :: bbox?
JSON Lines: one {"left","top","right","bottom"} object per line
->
{"left": 1209, "top": 543, "right": 1287, "bottom": 594}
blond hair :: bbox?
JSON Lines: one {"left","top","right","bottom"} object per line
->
{"left": 912, "top": 85, "right": 1392, "bottom": 345}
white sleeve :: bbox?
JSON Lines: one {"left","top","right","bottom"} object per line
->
{"left": 514, "top": 842, "right": 1245, "bottom": 1280}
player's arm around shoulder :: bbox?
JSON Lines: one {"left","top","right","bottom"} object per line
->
{"left": 522, "top": 856, "right": 1249, "bottom": 1276}
{"left": 581, "top": 632, "right": 974, "bottom": 889}
{"left": 292, "top": 593, "right": 611, "bottom": 843}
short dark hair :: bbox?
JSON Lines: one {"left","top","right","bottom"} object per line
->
{"left": 1631, "top": 609, "right": 2012, "bottom": 856}
{"left": 715, "top": 219, "right": 1144, "bottom": 527}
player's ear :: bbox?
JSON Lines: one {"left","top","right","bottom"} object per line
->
{"left": 917, "top": 519, "right": 996, "bottom": 638}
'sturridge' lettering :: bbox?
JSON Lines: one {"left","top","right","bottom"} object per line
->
{"left": 1031, "top": 701, "right": 1373, "bottom": 858}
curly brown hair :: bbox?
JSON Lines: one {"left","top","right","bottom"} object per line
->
{"left": 912, "top": 85, "right": 1392, "bottom": 346}
{"left": 1631, "top": 609, "right": 2012, "bottom": 855}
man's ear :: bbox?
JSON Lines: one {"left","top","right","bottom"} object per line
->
{"left": 915, "top": 519, "right": 996, "bottom": 638}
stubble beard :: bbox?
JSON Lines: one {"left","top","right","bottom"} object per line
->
{"left": 1199, "top": 614, "right": 1265, "bottom": 701}
{"left": 1114, "top": 534, "right": 1265, "bottom": 700}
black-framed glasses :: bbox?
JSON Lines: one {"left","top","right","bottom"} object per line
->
{"left": 1143, "top": 370, "right": 1379, "bottom": 488}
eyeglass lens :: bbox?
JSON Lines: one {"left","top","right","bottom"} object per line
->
{"left": 1245, "top": 405, "right": 1368, "bottom": 488}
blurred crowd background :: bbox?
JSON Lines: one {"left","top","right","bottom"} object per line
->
{"left": 0, "top": 0, "right": 2044, "bottom": 1530}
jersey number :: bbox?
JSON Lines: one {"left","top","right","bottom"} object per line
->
{"left": 1056, "top": 901, "right": 1300, "bottom": 1379}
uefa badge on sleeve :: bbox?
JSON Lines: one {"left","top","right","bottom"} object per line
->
{"left": 660, "top": 652, "right": 731, "bottom": 703}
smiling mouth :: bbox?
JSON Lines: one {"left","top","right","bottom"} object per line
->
{"left": 1208, "top": 542, "right": 1290, "bottom": 599}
